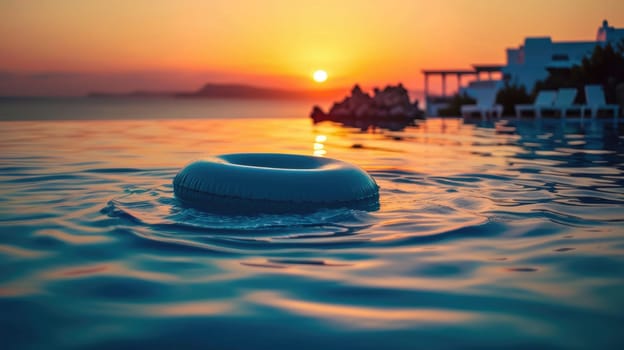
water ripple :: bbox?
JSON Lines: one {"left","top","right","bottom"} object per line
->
{"left": 1, "top": 116, "right": 624, "bottom": 349}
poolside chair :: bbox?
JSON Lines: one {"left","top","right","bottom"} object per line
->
{"left": 584, "top": 85, "right": 619, "bottom": 119}
{"left": 543, "top": 88, "right": 584, "bottom": 118}
{"left": 461, "top": 87, "right": 503, "bottom": 119}
{"left": 515, "top": 90, "right": 556, "bottom": 118}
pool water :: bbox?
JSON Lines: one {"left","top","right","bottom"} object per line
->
{"left": 1, "top": 116, "right": 624, "bottom": 349}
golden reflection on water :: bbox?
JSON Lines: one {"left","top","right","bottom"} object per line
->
{"left": 0, "top": 244, "right": 45, "bottom": 258}
{"left": 246, "top": 291, "right": 474, "bottom": 329}
{"left": 0, "top": 117, "right": 520, "bottom": 174}
{"left": 34, "top": 229, "right": 111, "bottom": 245}
{"left": 313, "top": 134, "right": 328, "bottom": 156}
{"left": 146, "top": 301, "right": 235, "bottom": 317}
{"left": 43, "top": 262, "right": 178, "bottom": 282}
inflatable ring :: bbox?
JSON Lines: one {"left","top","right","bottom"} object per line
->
{"left": 173, "top": 153, "right": 379, "bottom": 214}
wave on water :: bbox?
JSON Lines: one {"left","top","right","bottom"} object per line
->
{"left": 3, "top": 116, "right": 624, "bottom": 349}
{"left": 102, "top": 183, "right": 381, "bottom": 253}
{"left": 101, "top": 165, "right": 503, "bottom": 255}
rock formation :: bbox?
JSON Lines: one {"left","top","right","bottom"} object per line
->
{"left": 310, "top": 84, "right": 423, "bottom": 122}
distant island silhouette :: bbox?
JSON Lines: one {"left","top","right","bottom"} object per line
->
{"left": 88, "top": 83, "right": 347, "bottom": 101}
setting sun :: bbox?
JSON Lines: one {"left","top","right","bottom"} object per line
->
{"left": 313, "top": 70, "right": 328, "bottom": 83}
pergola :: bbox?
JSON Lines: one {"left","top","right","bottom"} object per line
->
{"left": 421, "top": 64, "right": 504, "bottom": 98}
{"left": 472, "top": 64, "right": 505, "bottom": 81}
{"left": 421, "top": 69, "right": 475, "bottom": 98}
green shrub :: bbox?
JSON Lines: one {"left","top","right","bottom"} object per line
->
{"left": 534, "top": 41, "right": 624, "bottom": 103}
{"left": 438, "top": 93, "right": 475, "bottom": 116}
{"left": 496, "top": 83, "right": 532, "bottom": 115}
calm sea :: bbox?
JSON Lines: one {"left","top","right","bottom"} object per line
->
{"left": 1, "top": 98, "right": 623, "bottom": 349}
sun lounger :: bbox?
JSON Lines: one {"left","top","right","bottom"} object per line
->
{"left": 461, "top": 87, "right": 503, "bottom": 119}
{"left": 542, "top": 88, "right": 584, "bottom": 118}
{"left": 515, "top": 90, "right": 556, "bottom": 118}
{"left": 584, "top": 85, "right": 619, "bottom": 119}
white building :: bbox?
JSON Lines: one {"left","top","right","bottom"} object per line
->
{"left": 422, "top": 20, "right": 623, "bottom": 115}
{"left": 503, "top": 20, "right": 624, "bottom": 91}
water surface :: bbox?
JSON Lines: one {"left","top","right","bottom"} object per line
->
{"left": 1, "top": 105, "right": 623, "bottom": 349}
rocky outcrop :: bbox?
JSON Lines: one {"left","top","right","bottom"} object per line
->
{"left": 310, "top": 84, "right": 423, "bottom": 122}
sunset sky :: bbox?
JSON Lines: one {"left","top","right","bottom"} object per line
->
{"left": 1, "top": 0, "right": 623, "bottom": 96}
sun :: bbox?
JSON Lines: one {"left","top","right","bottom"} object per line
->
{"left": 313, "top": 70, "right": 328, "bottom": 83}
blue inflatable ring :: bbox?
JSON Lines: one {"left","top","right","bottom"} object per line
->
{"left": 173, "top": 153, "right": 379, "bottom": 213}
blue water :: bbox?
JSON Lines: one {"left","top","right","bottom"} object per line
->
{"left": 1, "top": 98, "right": 624, "bottom": 349}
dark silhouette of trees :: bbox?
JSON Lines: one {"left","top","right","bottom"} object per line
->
{"left": 439, "top": 84, "right": 531, "bottom": 117}
{"left": 495, "top": 83, "right": 532, "bottom": 116}
{"left": 533, "top": 41, "right": 624, "bottom": 103}
{"left": 438, "top": 93, "right": 475, "bottom": 116}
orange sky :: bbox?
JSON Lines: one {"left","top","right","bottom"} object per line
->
{"left": 1, "top": 0, "right": 623, "bottom": 95}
